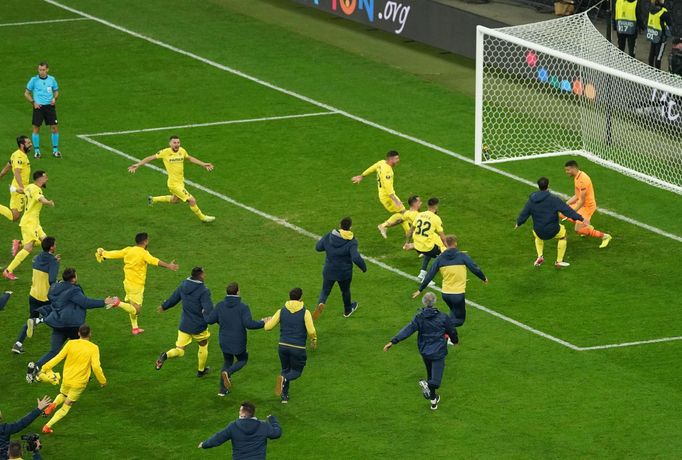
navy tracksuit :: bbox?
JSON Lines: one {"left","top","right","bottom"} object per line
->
{"left": 517, "top": 190, "right": 584, "bottom": 240}
{"left": 201, "top": 415, "right": 282, "bottom": 459}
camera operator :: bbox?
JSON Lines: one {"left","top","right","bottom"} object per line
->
{"left": 0, "top": 396, "right": 50, "bottom": 460}
{"left": 8, "top": 439, "right": 42, "bottom": 460}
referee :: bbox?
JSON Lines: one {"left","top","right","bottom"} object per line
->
{"left": 24, "top": 62, "right": 61, "bottom": 159}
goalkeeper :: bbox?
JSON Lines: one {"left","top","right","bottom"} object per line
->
{"left": 515, "top": 177, "right": 586, "bottom": 268}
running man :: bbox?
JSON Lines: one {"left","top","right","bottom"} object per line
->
{"left": 155, "top": 267, "right": 213, "bottom": 378}
{"left": 351, "top": 150, "right": 406, "bottom": 239}
{"left": 563, "top": 160, "right": 612, "bottom": 248}
{"left": 3, "top": 171, "right": 54, "bottom": 281}
{"left": 96, "top": 232, "right": 179, "bottom": 335}
{"left": 404, "top": 197, "right": 447, "bottom": 282}
{"left": 0, "top": 136, "right": 32, "bottom": 225}
{"left": 24, "top": 63, "right": 61, "bottom": 159}
{"left": 127, "top": 136, "right": 215, "bottom": 223}
{"left": 40, "top": 325, "right": 106, "bottom": 434}
{"left": 380, "top": 195, "right": 422, "bottom": 237}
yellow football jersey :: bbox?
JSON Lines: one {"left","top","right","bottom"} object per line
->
{"left": 403, "top": 209, "right": 419, "bottom": 227}
{"left": 156, "top": 147, "right": 188, "bottom": 186}
{"left": 362, "top": 160, "right": 396, "bottom": 197}
{"left": 42, "top": 339, "right": 106, "bottom": 387}
{"left": 20, "top": 183, "right": 44, "bottom": 227}
{"left": 102, "top": 246, "right": 160, "bottom": 287}
{"left": 412, "top": 210, "right": 444, "bottom": 252}
{"left": 10, "top": 149, "right": 30, "bottom": 189}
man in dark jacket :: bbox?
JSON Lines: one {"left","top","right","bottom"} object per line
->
{"left": 314, "top": 216, "right": 367, "bottom": 319}
{"left": 383, "top": 292, "right": 457, "bottom": 410}
{"left": 0, "top": 396, "right": 51, "bottom": 460}
{"left": 198, "top": 401, "right": 281, "bottom": 459}
{"left": 203, "top": 282, "right": 266, "bottom": 396}
{"left": 156, "top": 267, "right": 213, "bottom": 377}
{"left": 13, "top": 236, "right": 59, "bottom": 354}
{"left": 516, "top": 177, "right": 586, "bottom": 269}
{"left": 27, "top": 268, "right": 116, "bottom": 383}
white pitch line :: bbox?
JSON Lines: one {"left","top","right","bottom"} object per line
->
{"left": 0, "top": 17, "right": 89, "bottom": 27}
{"left": 577, "top": 335, "right": 682, "bottom": 351}
{"left": 78, "top": 133, "right": 583, "bottom": 351}
{"left": 82, "top": 111, "right": 338, "bottom": 137}
{"left": 44, "top": 0, "right": 682, "bottom": 244}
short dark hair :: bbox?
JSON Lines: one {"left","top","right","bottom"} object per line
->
{"left": 407, "top": 195, "right": 420, "bottom": 206}
{"left": 427, "top": 197, "right": 439, "bottom": 207}
{"left": 340, "top": 217, "right": 352, "bottom": 231}
{"left": 240, "top": 401, "right": 256, "bottom": 417}
{"left": 537, "top": 177, "right": 550, "bottom": 191}
{"left": 191, "top": 266, "right": 204, "bottom": 280}
{"left": 42, "top": 236, "right": 56, "bottom": 252}
{"left": 16, "top": 135, "right": 29, "bottom": 148}
{"left": 226, "top": 282, "right": 239, "bottom": 295}
{"left": 33, "top": 170, "right": 46, "bottom": 181}
{"left": 386, "top": 150, "right": 399, "bottom": 158}
{"left": 62, "top": 267, "right": 77, "bottom": 282}
{"left": 79, "top": 324, "right": 91, "bottom": 338}
{"left": 564, "top": 160, "right": 579, "bottom": 168}
{"left": 38, "top": 62, "right": 49, "bottom": 68}
{"left": 8, "top": 441, "right": 22, "bottom": 458}
{"left": 135, "top": 232, "right": 148, "bottom": 244}
{"left": 289, "top": 287, "right": 303, "bottom": 301}
{"left": 445, "top": 235, "right": 458, "bottom": 247}
{"left": 169, "top": 135, "right": 180, "bottom": 141}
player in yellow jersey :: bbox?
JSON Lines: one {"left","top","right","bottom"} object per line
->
{"left": 404, "top": 197, "right": 447, "bottom": 282}
{"left": 0, "top": 136, "right": 33, "bottom": 227}
{"left": 380, "top": 195, "right": 422, "bottom": 238}
{"left": 96, "top": 232, "right": 179, "bottom": 335}
{"left": 351, "top": 150, "right": 407, "bottom": 238}
{"left": 128, "top": 135, "right": 215, "bottom": 223}
{"left": 40, "top": 325, "right": 106, "bottom": 434}
{"left": 3, "top": 171, "right": 53, "bottom": 281}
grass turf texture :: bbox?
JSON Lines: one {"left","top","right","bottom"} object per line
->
{"left": 0, "top": 0, "right": 680, "bottom": 458}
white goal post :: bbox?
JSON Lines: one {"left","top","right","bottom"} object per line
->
{"left": 475, "top": 13, "right": 682, "bottom": 195}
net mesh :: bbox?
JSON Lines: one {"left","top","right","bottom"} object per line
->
{"left": 479, "top": 12, "right": 682, "bottom": 194}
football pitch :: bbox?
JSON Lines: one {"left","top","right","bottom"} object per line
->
{"left": 1, "top": 0, "right": 681, "bottom": 458}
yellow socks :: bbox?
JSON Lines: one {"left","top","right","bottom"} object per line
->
{"left": 116, "top": 302, "right": 140, "bottom": 329}
{"left": 557, "top": 238, "right": 567, "bottom": 262}
{"left": 7, "top": 248, "right": 30, "bottom": 273}
{"left": 166, "top": 347, "right": 185, "bottom": 358}
{"left": 53, "top": 393, "right": 66, "bottom": 406}
{"left": 46, "top": 403, "right": 71, "bottom": 427}
{"left": 0, "top": 205, "right": 12, "bottom": 221}
{"left": 152, "top": 195, "right": 173, "bottom": 203}
{"left": 534, "top": 236, "right": 544, "bottom": 258}
{"left": 197, "top": 344, "right": 208, "bottom": 371}
{"left": 190, "top": 204, "right": 206, "bottom": 221}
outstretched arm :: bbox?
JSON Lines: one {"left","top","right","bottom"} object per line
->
{"left": 187, "top": 155, "right": 214, "bottom": 171}
{"left": 160, "top": 287, "right": 182, "bottom": 311}
{"left": 515, "top": 200, "right": 532, "bottom": 228}
{"left": 158, "top": 259, "right": 179, "bottom": 271}
{"left": 351, "top": 161, "right": 379, "bottom": 183}
{"left": 266, "top": 415, "right": 283, "bottom": 439}
{"left": 128, "top": 154, "right": 158, "bottom": 173}
{"left": 200, "top": 425, "right": 232, "bottom": 449}
{"left": 464, "top": 254, "right": 487, "bottom": 282}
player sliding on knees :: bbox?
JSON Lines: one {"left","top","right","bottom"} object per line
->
{"left": 351, "top": 150, "right": 408, "bottom": 239}
{"left": 128, "top": 135, "right": 215, "bottom": 223}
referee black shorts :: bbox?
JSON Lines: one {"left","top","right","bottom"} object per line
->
{"left": 32, "top": 105, "right": 58, "bottom": 126}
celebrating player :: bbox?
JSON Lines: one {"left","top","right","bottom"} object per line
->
{"left": 0, "top": 136, "right": 32, "bottom": 226}
{"left": 380, "top": 195, "right": 422, "bottom": 237}
{"left": 351, "top": 150, "right": 406, "bottom": 239}
{"left": 3, "top": 171, "right": 54, "bottom": 281}
{"left": 24, "top": 62, "right": 61, "bottom": 158}
{"left": 404, "top": 197, "right": 447, "bottom": 282}
{"left": 563, "top": 160, "right": 612, "bottom": 248}
{"left": 96, "top": 232, "right": 179, "bottom": 335}
{"left": 155, "top": 267, "right": 214, "bottom": 378}
{"left": 127, "top": 136, "right": 215, "bottom": 223}
{"left": 40, "top": 325, "right": 106, "bottom": 434}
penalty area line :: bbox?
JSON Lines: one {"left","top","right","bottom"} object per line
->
{"left": 78, "top": 133, "right": 582, "bottom": 352}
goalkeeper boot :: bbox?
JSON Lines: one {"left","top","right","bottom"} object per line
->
{"left": 599, "top": 234, "right": 612, "bottom": 248}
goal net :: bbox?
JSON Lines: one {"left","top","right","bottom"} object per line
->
{"left": 475, "top": 12, "right": 682, "bottom": 195}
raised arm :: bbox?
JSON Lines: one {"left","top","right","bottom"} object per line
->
{"left": 128, "top": 154, "right": 158, "bottom": 173}
{"left": 71, "top": 290, "right": 110, "bottom": 310}
{"left": 100, "top": 248, "right": 126, "bottom": 260}
{"left": 158, "top": 259, "right": 179, "bottom": 271}
{"left": 187, "top": 155, "right": 214, "bottom": 171}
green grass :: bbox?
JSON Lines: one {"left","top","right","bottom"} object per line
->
{"left": 0, "top": 0, "right": 681, "bottom": 458}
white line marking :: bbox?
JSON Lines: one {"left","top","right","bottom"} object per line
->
{"left": 0, "top": 17, "right": 89, "bottom": 27}
{"left": 578, "top": 335, "right": 682, "bottom": 351}
{"left": 44, "top": 0, "right": 682, "bottom": 244}
{"left": 79, "top": 133, "right": 582, "bottom": 351}
{"left": 82, "top": 112, "right": 338, "bottom": 137}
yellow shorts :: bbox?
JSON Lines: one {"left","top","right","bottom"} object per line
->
{"left": 379, "top": 194, "right": 405, "bottom": 214}
{"left": 123, "top": 281, "right": 145, "bottom": 306}
{"left": 9, "top": 192, "right": 25, "bottom": 212}
{"left": 533, "top": 224, "right": 567, "bottom": 240}
{"left": 59, "top": 384, "right": 86, "bottom": 402}
{"left": 20, "top": 224, "right": 45, "bottom": 245}
{"left": 168, "top": 183, "right": 192, "bottom": 203}
{"left": 175, "top": 329, "right": 210, "bottom": 347}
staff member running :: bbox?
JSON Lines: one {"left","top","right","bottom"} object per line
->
{"left": 24, "top": 63, "right": 61, "bottom": 159}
